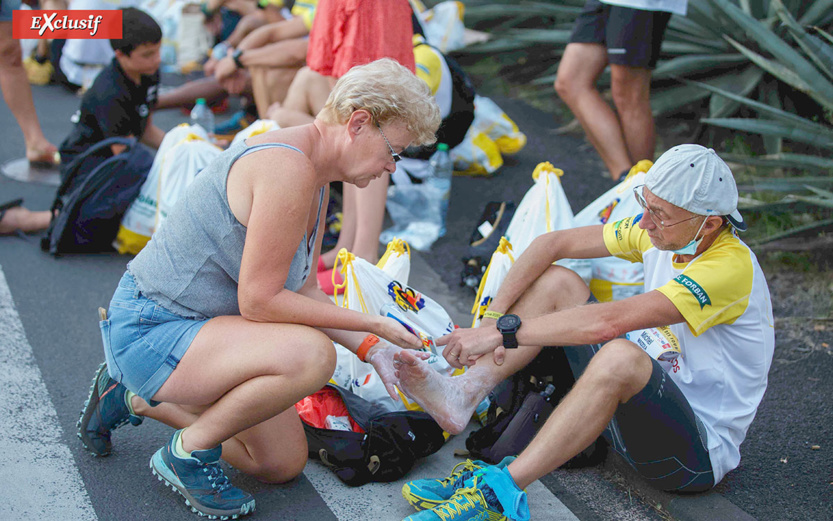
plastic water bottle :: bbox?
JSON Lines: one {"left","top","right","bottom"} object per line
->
{"left": 190, "top": 98, "right": 215, "bottom": 139}
{"left": 425, "top": 143, "right": 453, "bottom": 236}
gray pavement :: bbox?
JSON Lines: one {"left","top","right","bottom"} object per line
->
{"left": 0, "top": 75, "right": 829, "bottom": 520}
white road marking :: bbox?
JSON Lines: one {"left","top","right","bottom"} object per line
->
{"left": 0, "top": 266, "right": 97, "bottom": 520}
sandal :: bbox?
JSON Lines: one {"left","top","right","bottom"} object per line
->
{"left": 27, "top": 150, "right": 61, "bottom": 169}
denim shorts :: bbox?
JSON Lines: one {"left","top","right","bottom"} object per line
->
{"left": 101, "top": 271, "right": 209, "bottom": 403}
{"left": 0, "top": 0, "right": 21, "bottom": 22}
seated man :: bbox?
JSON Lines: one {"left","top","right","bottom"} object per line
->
{"left": 59, "top": 7, "right": 165, "bottom": 169}
{"left": 395, "top": 145, "right": 775, "bottom": 520}
{"left": 153, "top": 0, "right": 316, "bottom": 128}
{"left": 213, "top": 0, "right": 316, "bottom": 117}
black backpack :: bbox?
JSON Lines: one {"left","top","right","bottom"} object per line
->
{"left": 460, "top": 201, "right": 516, "bottom": 289}
{"left": 463, "top": 347, "right": 608, "bottom": 467}
{"left": 301, "top": 384, "right": 447, "bottom": 486}
{"left": 41, "top": 137, "right": 153, "bottom": 255}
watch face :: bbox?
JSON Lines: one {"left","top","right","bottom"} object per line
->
{"left": 497, "top": 314, "right": 521, "bottom": 331}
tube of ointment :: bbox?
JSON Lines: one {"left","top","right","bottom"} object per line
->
{"left": 625, "top": 326, "right": 681, "bottom": 362}
{"left": 379, "top": 303, "right": 437, "bottom": 355}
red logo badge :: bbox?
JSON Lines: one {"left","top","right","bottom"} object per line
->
{"left": 12, "top": 10, "right": 122, "bottom": 39}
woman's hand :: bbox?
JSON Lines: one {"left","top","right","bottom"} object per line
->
{"left": 365, "top": 343, "right": 430, "bottom": 400}
{"left": 436, "top": 326, "right": 505, "bottom": 369}
{"left": 372, "top": 315, "right": 423, "bottom": 351}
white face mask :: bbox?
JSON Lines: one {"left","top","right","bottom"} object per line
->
{"left": 672, "top": 216, "right": 708, "bottom": 256}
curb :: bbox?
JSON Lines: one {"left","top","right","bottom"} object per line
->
{"left": 605, "top": 448, "right": 757, "bottom": 521}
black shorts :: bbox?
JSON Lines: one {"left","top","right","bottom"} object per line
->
{"left": 563, "top": 313, "right": 714, "bottom": 491}
{"left": 569, "top": 0, "right": 672, "bottom": 68}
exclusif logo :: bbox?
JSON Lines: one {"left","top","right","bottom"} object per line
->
{"left": 12, "top": 10, "right": 123, "bottom": 39}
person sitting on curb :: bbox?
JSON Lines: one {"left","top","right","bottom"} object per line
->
{"left": 394, "top": 145, "right": 775, "bottom": 520}
{"left": 0, "top": 7, "right": 165, "bottom": 238}
{"left": 213, "top": 0, "right": 316, "bottom": 118}
{"left": 76, "top": 58, "right": 440, "bottom": 519}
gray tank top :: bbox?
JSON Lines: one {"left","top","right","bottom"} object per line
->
{"left": 128, "top": 140, "right": 325, "bottom": 319}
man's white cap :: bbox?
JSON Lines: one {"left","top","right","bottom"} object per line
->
{"left": 645, "top": 144, "right": 747, "bottom": 232}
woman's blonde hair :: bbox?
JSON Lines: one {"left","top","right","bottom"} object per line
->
{"left": 318, "top": 58, "right": 441, "bottom": 147}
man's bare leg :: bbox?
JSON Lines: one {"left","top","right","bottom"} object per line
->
{"left": 268, "top": 67, "right": 331, "bottom": 127}
{"left": 397, "top": 266, "right": 591, "bottom": 434}
{"left": 349, "top": 174, "right": 389, "bottom": 264}
{"left": 319, "top": 183, "right": 357, "bottom": 269}
{"left": 554, "top": 43, "right": 633, "bottom": 180}
{"left": 154, "top": 76, "right": 229, "bottom": 111}
{"left": 252, "top": 66, "right": 300, "bottom": 117}
{"left": 610, "top": 64, "right": 655, "bottom": 165}
{"left": 508, "top": 339, "right": 653, "bottom": 488}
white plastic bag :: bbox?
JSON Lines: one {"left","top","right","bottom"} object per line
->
{"left": 470, "top": 237, "right": 514, "bottom": 327}
{"left": 230, "top": 119, "right": 280, "bottom": 147}
{"left": 505, "top": 162, "right": 576, "bottom": 257}
{"left": 573, "top": 160, "right": 652, "bottom": 301}
{"left": 115, "top": 124, "right": 210, "bottom": 254}
{"left": 332, "top": 248, "right": 460, "bottom": 411}
{"left": 419, "top": 1, "right": 466, "bottom": 53}
{"left": 377, "top": 238, "right": 411, "bottom": 286}
{"left": 176, "top": 2, "right": 213, "bottom": 70}
{"left": 450, "top": 95, "right": 527, "bottom": 176}
{"left": 157, "top": 135, "right": 222, "bottom": 227}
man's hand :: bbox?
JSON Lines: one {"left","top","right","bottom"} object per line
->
{"left": 365, "top": 343, "right": 429, "bottom": 401}
{"left": 203, "top": 56, "right": 220, "bottom": 76}
{"left": 218, "top": 70, "right": 248, "bottom": 95}
{"left": 214, "top": 55, "right": 239, "bottom": 81}
{"left": 437, "top": 326, "right": 505, "bottom": 369}
{"left": 373, "top": 316, "right": 423, "bottom": 351}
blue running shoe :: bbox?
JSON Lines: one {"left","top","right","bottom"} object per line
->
{"left": 402, "top": 457, "right": 514, "bottom": 511}
{"left": 403, "top": 466, "right": 529, "bottom": 521}
{"left": 77, "top": 362, "right": 143, "bottom": 456}
{"left": 214, "top": 110, "right": 252, "bottom": 137}
{"left": 150, "top": 429, "right": 256, "bottom": 519}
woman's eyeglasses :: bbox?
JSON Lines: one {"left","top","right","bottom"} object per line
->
{"left": 375, "top": 122, "right": 401, "bottom": 163}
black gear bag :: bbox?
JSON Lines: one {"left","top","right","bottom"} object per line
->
{"left": 460, "top": 201, "right": 516, "bottom": 289}
{"left": 464, "top": 347, "right": 607, "bottom": 467}
{"left": 41, "top": 136, "right": 153, "bottom": 255}
{"left": 298, "top": 384, "right": 446, "bottom": 486}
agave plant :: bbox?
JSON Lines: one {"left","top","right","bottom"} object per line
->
{"left": 453, "top": 0, "right": 833, "bottom": 243}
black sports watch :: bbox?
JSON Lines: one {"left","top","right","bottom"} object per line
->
{"left": 496, "top": 314, "right": 521, "bottom": 349}
{"left": 231, "top": 48, "right": 245, "bottom": 69}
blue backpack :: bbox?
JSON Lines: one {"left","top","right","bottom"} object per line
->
{"left": 41, "top": 137, "right": 153, "bottom": 255}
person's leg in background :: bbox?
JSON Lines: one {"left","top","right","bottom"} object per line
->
{"left": 610, "top": 64, "right": 654, "bottom": 167}
{"left": 266, "top": 66, "right": 331, "bottom": 127}
{"left": 606, "top": 5, "right": 672, "bottom": 172}
{"left": 0, "top": 0, "right": 59, "bottom": 165}
{"left": 248, "top": 37, "right": 308, "bottom": 117}
{"left": 555, "top": 42, "right": 633, "bottom": 180}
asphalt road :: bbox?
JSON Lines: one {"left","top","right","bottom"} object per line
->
{"left": 0, "top": 74, "right": 830, "bottom": 521}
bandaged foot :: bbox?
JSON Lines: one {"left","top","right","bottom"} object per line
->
{"left": 395, "top": 350, "right": 492, "bottom": 435}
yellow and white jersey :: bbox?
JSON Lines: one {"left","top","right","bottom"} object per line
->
{"left": 291, "top": 0, "right": 318, "bottom": 31}
{"left": 603, "top": 214, "right": 775, "bottom": 484}
{"left": 412, "top": 35, "right": 452, "bottom": 119}
{"left": 258, "top": 0, "right": 318, "bottom": 31}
